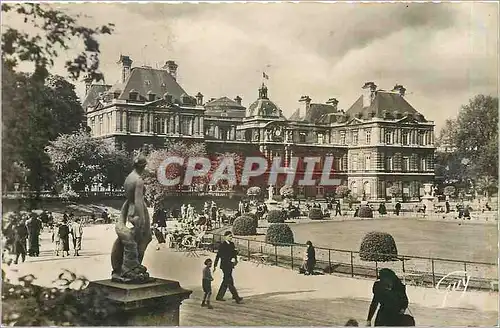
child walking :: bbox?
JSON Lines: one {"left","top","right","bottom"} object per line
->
{"left": 201, "top": 258, "right": 214, "bottom": 309}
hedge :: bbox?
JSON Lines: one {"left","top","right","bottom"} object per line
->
{"left": 359, "top": 231, "right": 399, "bottom": 262}
{"left": 232, "top": 215, "right": 258, "bottom": 236}
{"left": 267, "top": 210, "right": 285, "bottom": 223}
{"left": 308, "top": 208, "right": 323, "bottom": 220}
{"left": 265, "top": 223, "right": 294, "bottom": 245}
{"left": 358, "top": 205, "right": 373, "bottom": 218}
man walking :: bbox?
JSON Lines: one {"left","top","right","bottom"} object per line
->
{"left": 71, "top": 217, "right": 84, "bottom": 256}
{"left": 214, "top": 231, "right": 243, "bottom": 304}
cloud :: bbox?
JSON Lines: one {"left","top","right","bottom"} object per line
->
{"left": 3, "top": 2, "right": 498, "bottom": 132}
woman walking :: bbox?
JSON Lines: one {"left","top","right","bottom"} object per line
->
{"left": 366, "top": 268, "right": 409, "bottom": 326}
{"left": 58, "top": 219, "right": 71, "bottom": 257}
{"left": 301, "top": 241, "right": 316, "bottom": 275}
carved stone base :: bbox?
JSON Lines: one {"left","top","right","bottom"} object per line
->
{"left": 89, "top": 278, "right": 192, "bottom": 326}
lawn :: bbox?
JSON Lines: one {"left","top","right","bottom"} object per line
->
{"left": 289, "top": 218, "right": 497, "bottom": 263}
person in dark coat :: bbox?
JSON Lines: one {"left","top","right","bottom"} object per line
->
{"left": 445, "top": 201, "right": 450, "bottom": 214}
{"left": 214, "top": 231, "right": 243, "bottom": 304}
{"left": 26, "top": 212, "right": 42, "bottom": 257}
{"left": 58, "top": 219, "right": 71, "bottom": 257}
{"left": 378, "top": 203, "right": 387, "bottom": 216}
{"left": 335, "top": 201, "right": 342, "bottom": 216}
{"left": 366, "top": 268, "right": 409, "bottom": 326}
{"left": 394, "top": 202, "right": 402, "bottom": 216}
{"left": 13, "top": 220, "right": 28, "bottom": 264}
{"left": 303, "top": 240, "right": 316, "bottom": 275}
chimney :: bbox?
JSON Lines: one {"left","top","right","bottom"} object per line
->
{"left": 234, "top": 96, "right": 242, "bottom": 105}
{"left": 196, "top": 92, "right": 204, "bottom": 105}
{"left": 163, "top": 60, "right": 178, "bottom": 80}
{"left": 392, "top": 84, "right": 406, "bottom": 97}
{"left": 298, "top": 95, "right": 311, "bottom": 119}
{"left": 83, "top": 74, "right": 93, "bottom": 95}
{"left": 326, "top": 97, "right": 339, "bottom": 111}
{"left": 258, "top": 83, "right": 268, "bottom": 99}
{"left": 362, "top": 82, "right": 377, "bottom": 107}
{"left": 117, "top": 55, "right": 133, "bottom": 83}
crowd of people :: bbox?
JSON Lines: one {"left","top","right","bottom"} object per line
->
{"left": 3, "top": 209, "right": 85, "bottom": 263}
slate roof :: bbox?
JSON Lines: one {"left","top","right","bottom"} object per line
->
{"left": 204, "top": 96, "right": 246, "bottom": 118}
{"left": 109, "top": 66, "right": 190, "bottom": 103}
{"left": 288, "top": 103, "right": 337, "bottom": 123}
{"left": 82, "top": 84, "right": 111, "bottom": 109}
{"left": 289, "top": 108, "right": 301, "bottom": 121}
{"left": 305, "top": 103, "right": 337, "bottom": 123}
{"left": 346, "top": 91, "right": 427, "bottom": 122}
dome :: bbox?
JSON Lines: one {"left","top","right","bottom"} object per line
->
{"left": 246, "top": 84, "right": 285, "bottom": 118}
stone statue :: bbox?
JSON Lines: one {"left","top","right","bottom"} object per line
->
{"left": 111, "top": 154, "right": 154, "bottom": 284}
{"left": 268, "top": 186, "right": 274, "bottom": 201}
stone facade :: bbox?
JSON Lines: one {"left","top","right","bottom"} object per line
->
{"left": 83, "top": 58, "right": 435, "bottom": 200}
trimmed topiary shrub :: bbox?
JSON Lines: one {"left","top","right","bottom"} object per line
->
{"left": 359, "top": 231, "right": 399, "bottom": 262}
{"left": 265, "top": 223, "right": 294, "bottom": 245}
{"left": 358, "top": 205, "right": 373, "bottom": 218}
{"left": 267, "top": 210, "right": 285, "bottom": 223}
{"left": 232, "top": 215, "right": 258, "bottom": 236}
{"left": 308, "top": 208, "right": 323, "bottom": 220}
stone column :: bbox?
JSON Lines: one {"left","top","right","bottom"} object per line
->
{"left": 214, "top": 126, "right": 219, "bottom": 139}
{"left": 175, "top": 115, "right": 180, "bottom": 134}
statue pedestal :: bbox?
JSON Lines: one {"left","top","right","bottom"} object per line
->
{"left": 89, "top": 278, "right": 192, "bottom": 326}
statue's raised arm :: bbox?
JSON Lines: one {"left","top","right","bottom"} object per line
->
{"left": 111, "top": 154, "right": 153, "bottom": 284}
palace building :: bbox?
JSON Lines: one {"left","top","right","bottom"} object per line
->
{"left": 83, "top": 56, "right": 435, "bottom": 201}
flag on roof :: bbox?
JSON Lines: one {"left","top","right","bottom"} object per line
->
{"left": 263, "top": 72, "right": 269, "bottom": 80}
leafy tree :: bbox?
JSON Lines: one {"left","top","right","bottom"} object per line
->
{"left": 2, "top": 3, "right": 113, "bottom": 82}
{"left": 46, "top": 131, "right": 130, "bottom": 192}
{"left": 100, "top": 144, "right": 133, "bottom": 191}
{"left": 475, "top": 175, "right": 497, "bottom": 200}
{"left": 335, "top": 185, "right": 350, "bottom": 199}
{"left": 208, "top": 152, "right": 245, "bottom": 188}
{"left": 246, "top": 186, "right": 261, "bottom": 198}
{"left": 145, "top": 141, "right": 207, "bottom": 209}
{"left": 443, "top": 186, "right": 456, "bottom": 197}
{"left": 2, "top": 66, "right": 85, "bottom": 194}
{"left": 279, "top": 185, "right": 294, "bottom": 199}
{"left": 454, "top": 95, "right": 498, "bottom": 178}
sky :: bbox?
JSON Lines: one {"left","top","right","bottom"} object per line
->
{"left": 4, "top": 1, "right": 499, "bottom": 132}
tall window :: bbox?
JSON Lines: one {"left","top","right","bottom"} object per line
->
{"left": 365, "top": 155, "right": 371, "bottom": 170}
{"left": 181, "top": 117, "right": 191, "bottom": 135}
{"left": 421, "top": 157, "right": 427, "bottom": 171}
{"left": 299, "top": 132, "right": 306, "bottom": 143}
{"left": 365, "top": 129, "right": 371, "bottom": 144}
{"left": 385, "top": 130, "right": 393, "bottom": 144}
{"left": 351, "top": 155, "right": 358, "bottom": 171}
{"left": 331, "top": 131, "right": 337, "bottom": 144}
{"left": 352, "top": 130, "right": 359, "bottom": 145}
{"left": 155, "top": 116, "right": 165, "bottom": 134}
{"left": 129, "top": 115, "right": 140, "bottom": 133}
{"left": 385, "top": 156, "right": 393, "bottom": 171}
{"left": 402, "top": 131, "right": 409, "bottom": 145}
{"left": 317, "top": 133, "right": 324, "bottom": 144}
{"left": 340, "top": 131, "right": 346, "bottom": 145}
{"left": 417, "top": 131, "right": 424, "bottom": 145}
{"left": 402, "top": 157, "right": 410, "bottom": 172}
